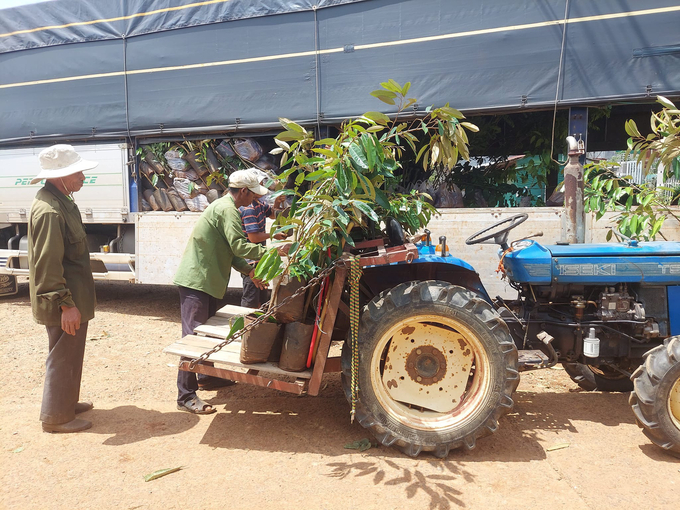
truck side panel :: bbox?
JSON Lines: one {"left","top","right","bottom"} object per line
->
{"left": 0, "top": 144, "right": 130, "bottom": 224}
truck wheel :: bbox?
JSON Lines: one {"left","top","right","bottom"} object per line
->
{"left": 341, "top": 281, "right": 519, "bottom": 457}
{"left": 562, "top": 362, "right": 633, "bottom": 392}
{"left": 629, "top": 336, "right": 680, "bottom": 456}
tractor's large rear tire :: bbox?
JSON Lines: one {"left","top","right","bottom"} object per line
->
{"left": 562, "top": 362, "right": 634, "bottom": 392}
{"left": 629, "top": 336, "right": 680, "bottom": 456}
{"left": 341, "top": 281, "right": 519, "bottom": 458}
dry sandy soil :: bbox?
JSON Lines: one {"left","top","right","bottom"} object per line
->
{"left": 1, "top": 278, "right": 678, "bottom": 510}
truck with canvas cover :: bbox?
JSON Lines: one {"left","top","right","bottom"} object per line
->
{"left": 1, "top": 0, "right": 679, "bottom": 293}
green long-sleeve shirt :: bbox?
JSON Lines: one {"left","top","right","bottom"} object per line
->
{"left": 28, "top": 182, "right": 96, "bottom": 326}
{"left": 173, "top": 194, "right": 267, "bottom": 299}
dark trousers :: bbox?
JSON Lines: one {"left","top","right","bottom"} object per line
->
{"left": 40, "top": 322, "right": 89, "bottom": 425}
{"left": 241, "top": 273, "right": 268, "bottom": 308}
{"left": 177, "top": 286, "right": 219, "bottom": 404}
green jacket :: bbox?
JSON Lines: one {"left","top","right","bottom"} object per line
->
{"left": 28, "top": 182, "right": 96, "bottom": 326}
{"left": 173, "top": 194, "right": 267, "bottom": 299}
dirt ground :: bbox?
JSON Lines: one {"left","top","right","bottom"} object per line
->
{"left": 1, "top": 278, "right": 678, "bottom": 510}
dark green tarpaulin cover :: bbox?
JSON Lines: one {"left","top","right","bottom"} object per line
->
{"left": 0, "top": 0, "right": 678, "bottom": 144}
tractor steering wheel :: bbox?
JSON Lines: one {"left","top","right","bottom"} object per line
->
{"left": 465, "top": 213, "right": 528, "bottom": 250}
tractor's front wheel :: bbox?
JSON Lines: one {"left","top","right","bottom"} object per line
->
{"left": 341, "top": 281, "right": 519, "bottom": 457}
{"left": 629, "top": 336, "right": 680, "bottom": 456}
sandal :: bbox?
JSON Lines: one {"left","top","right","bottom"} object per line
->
{"left": 177, "top": 396, "right": 216, "bottom": 415}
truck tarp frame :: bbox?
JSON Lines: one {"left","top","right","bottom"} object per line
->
{"left": 1, "top": 0, "right": 679, "bottom": 145}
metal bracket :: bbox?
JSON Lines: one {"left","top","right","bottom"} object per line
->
{"left": 521, "top": 95, "right": 528, "bottom": 107}
{"left": 344, "top": 44, "right": 355, "bottom": 53}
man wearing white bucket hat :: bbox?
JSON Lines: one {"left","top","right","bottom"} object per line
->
{"left": 28, "top": 144, "right": 98, "bottom": 433}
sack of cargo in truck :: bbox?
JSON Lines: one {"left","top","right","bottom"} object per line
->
{"left": 182, "top": 150, "right": 209, "bottom": 177}
{"left": 164, "top": 149, "right": 188, "bottom": 172}
{"left": 234, "top": 138, "right": 263, "bottom": 162}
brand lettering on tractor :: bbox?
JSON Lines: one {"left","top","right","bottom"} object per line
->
{"left": 559, "top": 264, "right": 616, "bottom": 276}
{"left": 659, "top": 264, "right": 680, "bottom": 274}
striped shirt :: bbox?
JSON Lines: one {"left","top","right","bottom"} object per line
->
{"left": 240, "top": 197, "right": 272, "bottom": 246}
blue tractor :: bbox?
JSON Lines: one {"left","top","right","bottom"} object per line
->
{"left": 341, "top": 214, "right": 680, "bottom": 457}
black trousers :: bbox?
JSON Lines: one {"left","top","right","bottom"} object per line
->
{"left": 41, "top": 322, "right": 88, "bottom": 425}
{"left": 176, "top": 286, "right": 218, "bottom": 404}
{"left": 241, "top": 273, "right": 268, "bottom": 308}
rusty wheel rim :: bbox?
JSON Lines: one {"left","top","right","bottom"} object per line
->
{"left": 669, "top": 374, "right": 680, "bottom": 430}
{"left": 370, "top": 314, "right": 491, "bottom": 431}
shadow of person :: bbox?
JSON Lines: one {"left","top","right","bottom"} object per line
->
{"left": 82, "top": 405, "right": 200, "bottom": 446}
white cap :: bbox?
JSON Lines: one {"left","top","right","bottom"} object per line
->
{"left": 31, "top": 145, "right": 98, "bottom": 185}
{"left": 228, "top": 168, "right": 270, "bottom": 195}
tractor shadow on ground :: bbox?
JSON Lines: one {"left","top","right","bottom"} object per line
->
{"left": 200, "top": 375, "right": 636, "bottom": 462}
{"left": 638, "top": 443, "right": 680, "bottom": 462}
{"left": 82, "top": 405, "right": 200, "bottom": 445}
{"left": 198, "top": 378, "right": 642, "bottom": 510}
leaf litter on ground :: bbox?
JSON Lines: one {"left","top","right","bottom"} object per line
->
{"left": 344, "top": 438, "right": 374, "bottom": 452}
{"left": 144, "top": 466, "right": 183, "bottom": 482}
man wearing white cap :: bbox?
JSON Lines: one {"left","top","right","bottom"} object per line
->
{"left": 28, "top": 144, "right": 98, "bottom": 433}
{"left": 173, "top": 168, "right": 289, "bottom": 414}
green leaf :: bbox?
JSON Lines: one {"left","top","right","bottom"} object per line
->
{"left": 279, "top": 118, "right": 304, "bottom": 133}
{"left": 460, "top": 121, "right": 479, "bottom": 132}
{"left": 228, "top": 315, "right": 245, "bottom": 340}
{"left": 344, "top": 438, "right": 372, "bottom": 451}
{"left": 402, "top": 82, "right": 411, "bottom": 95}
{"left": 144, "top": 467, "right": 183, "bottom": 482}
{"left": 312, "top": 148, "right": 337, "bottom": 158}
{"left": 361, "top": 134, "right": 377, "bottom": 170}
{"left": 151, "top": 174, "right": 158, "bottom": 187}
{"left": 651, "top": 217, "right": 665, "bottom": 238}
{"left": 277, "top": 130, "right": 305, "bottom": 142}
{"left": 374, "top": 188, "right": 390, "bottom": 209}
{"left": 336, "top": 163, "right": 350, "bottom": 195}
{"left": 254, "top": 249, "right": 276, "bottom": 279}
{"left": 440, "top": 106, "right": 465, "bottom": 119}
{"left": 357, "top": 173, "right": 376, "bottom": 200}
{"left": 315, "top": 138, "right": 337, "bottom": 145}
{"left": 348, "top": 143, "right": 369, "bottom": 170}
{"left": 370, "top": 90, "right": 396, "bottom": 105}
{"left": 351, "top": 200, "right": 380, "bottom": 222}
{"left": 304, "top": 169, "right": 331, "bottom": 181}
{"left": 625, "top": 120, "right": 641, "bottom": 138}
{"left": 657, "top": 95, "right": 676, "bottom": 110}
{"left": 363, "top": 111, "right": 391, "bottom": 125}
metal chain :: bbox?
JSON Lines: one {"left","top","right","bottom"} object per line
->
{"left": 188, "top": 261, "right": 341, "bottom": 370}
{"left": 348, "top": 256, "right": 362, "bottom": 423}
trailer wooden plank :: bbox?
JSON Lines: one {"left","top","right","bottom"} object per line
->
{"left": 175, "top": 335, "right": 242, "bottom": 352}
{"left": 215, "top": 304, "right": 257, "bottom": 318}
{"left": 308, "top": 265, "right": 347, "bottom": 395}
{"left": 164, "top": 340, "right": 313, "bottom": 379}
{"left": 178, "top": 362, "right": 306, "bottom": 395}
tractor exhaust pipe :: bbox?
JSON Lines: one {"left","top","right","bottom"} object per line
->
{"left": 564, "top": 136, "right": 585, "bottom": 243}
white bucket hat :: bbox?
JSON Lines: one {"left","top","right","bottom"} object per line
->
{"left": 30, "top": 144, "right": 98, "bottom": 185}
{"left": 228, "top": 168, "right": 270, "bottom": 195}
